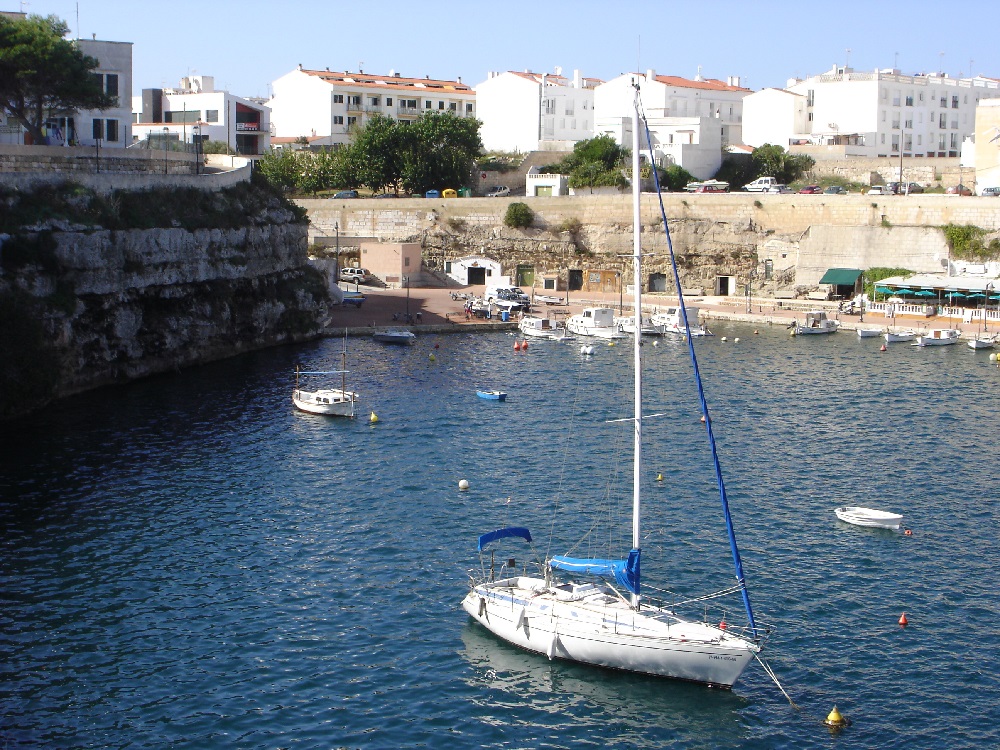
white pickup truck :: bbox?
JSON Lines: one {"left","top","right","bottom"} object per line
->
{"left": 742, "top": 177, "right": 778, "bottom": 192}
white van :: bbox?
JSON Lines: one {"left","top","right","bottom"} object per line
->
{"left": 742, "top": 177, "right": 778, "bottom": 192}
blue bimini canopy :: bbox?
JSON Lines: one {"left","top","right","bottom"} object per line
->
{"left": 549, "top": 549, "right": 641, "bottom": 595}
{"left": 477, "top": 527, "right": 532, "bottom": 552}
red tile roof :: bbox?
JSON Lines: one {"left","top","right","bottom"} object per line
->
{"left": 302, "top": 68, "right": 472, "bottom": 93}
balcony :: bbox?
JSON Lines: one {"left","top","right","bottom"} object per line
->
{"left": 397, "top": 105, "right": 420, "bottom": 116}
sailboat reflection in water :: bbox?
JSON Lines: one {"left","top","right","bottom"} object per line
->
{"left": 462, "top": 87, "right": 782, "bottom": 691}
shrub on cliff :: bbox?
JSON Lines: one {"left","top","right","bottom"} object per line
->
{"left": 504, "top": 202, "right": 534, "bottom": 228}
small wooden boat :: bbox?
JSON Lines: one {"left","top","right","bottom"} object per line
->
{"left": 884, "top": 329, "right": 917, "bottom": 343}
{"left": 476, "top": 390, "right": 507, "bottom": 401}
{"left": 834, "top": 506, "right": 903, "bottom": 530}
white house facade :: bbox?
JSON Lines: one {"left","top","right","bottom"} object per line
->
{"left": 475, "top": 69, "right": 601, "bottom": 153}
{"left": 132, "top": 75, "right": 270, "bottom": 154}
{"left": 594, "top": 113, "right": 724, "bottom": 181}
{"left": 783, "top": 65, "right": 1000, "bottom": 158}
{"left": 596, "top": 69, "right": 750, "bottom": 148}
{"left": 267, "top": 66, "right": 476, "bottom": 148}
{"left": 741, "top": 88, "right": 808, "bottom": 148}
{"left": 973, "top": 98, "right": 1000, "bottom": 193}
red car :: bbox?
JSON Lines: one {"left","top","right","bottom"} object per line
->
{"left": 798, "top": 185, "right": 822, "bottom": 194}
{"left": 946, "top": 184, "right": 973, "bottom": 196}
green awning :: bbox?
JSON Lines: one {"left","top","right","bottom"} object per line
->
{"left": 818, "top": 268, "right": 863, "bottom": 285}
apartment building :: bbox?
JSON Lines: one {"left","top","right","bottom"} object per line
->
{"left": 594, "top": 70, "right": 748, "bottom": 179}
{"left": 267, "top": 66, "right": 476, "bottom": 147}
{"left": 776, "top": 65, "right": 1000, "bottom": 158}
{"left": 132, "top": 75, "right": 270, "bottom": 155}
{"left": 475, "top": 68, "right": 601, "bottom": 153}
{"left": 741, "top": 88, "right": 808, "bottom": 149}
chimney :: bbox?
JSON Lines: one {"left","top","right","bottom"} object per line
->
{"left": 554, "top": 66, "right": 562, "bottom": 76}
{"left": 574, "top": 69, "right": 582, "bottom": 88}
{"left": 457, "top": 76, "right": 462, "bottom": 84}
{"left": 646, "top": 68, "right": 656, "bottom": 82}
{"left": 298, "top": 63, "right": 302, "bottom": 70}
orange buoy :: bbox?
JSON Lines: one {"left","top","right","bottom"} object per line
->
{"left": 904, "top": 529, "right": 913, "bottom": 536}
{"left": 521, "top": 339, "right": 528, "bottom": 350}
{"left": 513, "top": 340, "right": 521, "bottom": 351}
{"left": 899, "top": 612, "right": 909, "bottom": 627}
{"left": 699, "top": 415, "right": 706, "bottom": 423}
{"left": 880, "top": 343, "right": 887, "bottom": 352}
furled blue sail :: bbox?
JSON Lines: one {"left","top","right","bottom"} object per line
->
{"left": 549, "top": 549, "right": 641, "bottom": 595}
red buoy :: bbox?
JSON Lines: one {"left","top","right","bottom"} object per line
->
{"left": 719, "top": 620, "right": 728, "bottom": 630}
{"left": 899, "top": 612, "right": 909, "bottom": 627}
{"left": 513, "top": 341, "right": 521, "bottom": 351}
{"left": 904, "top": 529, "right": 913, "bottom": 536}
{"left": 521, "top": 339, "right": 528, "bottom": 350}
{"left": 880, "top": 343, "right": 887, "bottom": 352}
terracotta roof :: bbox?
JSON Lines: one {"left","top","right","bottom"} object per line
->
{"left": 302, "top": 68, "right": 472, "bottom": 93}
{"left": 649, "top": 74, "right": 751, "bottom": 92}
{"left": 500, "top": 71, "right": 604, "bottom": 86}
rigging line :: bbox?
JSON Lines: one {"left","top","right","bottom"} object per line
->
{"left": 638, "top": 103, "right": 760, "bottom": 640}
{"left": 754, "top": 654, "right": 799, "bottom": 708}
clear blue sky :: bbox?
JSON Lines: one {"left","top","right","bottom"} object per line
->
{"left": 23, "top": 0, "right": 1000, "bottom": 98}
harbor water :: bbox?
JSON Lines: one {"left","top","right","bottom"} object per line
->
{"left": 2, "top": 323, "right": 998, "bottom": 749}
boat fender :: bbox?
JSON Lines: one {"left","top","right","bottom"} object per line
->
{"left": 515, "top": 607, "right": 526, "bottom": 630}
{"left": 478, "top": 597, "right": 487, "bottom": 617}
{"left": 547, "top": 631, "right": 559, "bottom": 660}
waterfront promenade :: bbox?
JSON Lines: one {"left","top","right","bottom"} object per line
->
{"left": 329, "top": 284, "right": 994, "bottom": 340}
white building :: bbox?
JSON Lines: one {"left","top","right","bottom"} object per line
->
{"left": 596, "top": 69, "right": 750, "bottom": 148}
{"left": 774, "top": 65, "right": 1000, "bottom": 158}
{"left": 475, "top": 68, "right": 601, "bottom": 153}
{"left": 132, "top": 75, "right": 270, "bottom": 155}
{"left": 973, "top": 98, "right": 1000, "bottom": 193}
{"left": 267, "top": 66, "right": 476, "bottom": 147}
{"left": 741, "top": 88, "right": 808, "bottom": 148}
{"left": 594, "top": 113, "right": 724, "bottom": 181}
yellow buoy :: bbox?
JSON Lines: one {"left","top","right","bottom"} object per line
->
{"left": 429, "top": 353, "right": 436, "bottom": 361}
{"left": 656, "top": 473, "right": 663, "bottom": 481}
{"left": 823, "top": 705, "right": 850, "bottom": 728}
{"left": 369, "top": 411, "right": 379, "bottom": 424}
{"left": 608, "top": 341, "right": 616, "bottom": 347}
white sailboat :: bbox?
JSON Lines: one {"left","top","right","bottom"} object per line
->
{"left": 292, "top": 333, "right": 358, "bottom": 417}
{"left": 462, "top": 94, "right": 766, "bottom": 689}
{"left": 968, "top": 287, "right": 996, "bottom": 350}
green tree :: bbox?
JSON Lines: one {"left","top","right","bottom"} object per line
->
{"left": 661, "top": 164, "right": 696, "bottom": 192}
{"left": 256, "top": 147, "right": 301, "bottom": 192}
{"left": 750, "top": 144, "right": 815, "bottom": 185}
{"left": 351, "top": 114, "right": 404, "bottom": 193}
{"left": 399, "top": 112, "right": 483, "bottom": 194}
{"left": 0, "top": 14, "right": 116, "bottom": 145}
{"left": 541, "top": 134, "right": 630, "bottom": 189}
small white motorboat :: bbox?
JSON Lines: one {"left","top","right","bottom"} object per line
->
{"left": 885, "top": 329, "right": 917, "bottom": 343}
{"left": 373, "top": 329, "right": 417, "bottom": 345}
{"left": 967, "top": 335, "right": 995, "bottom": 350}
{"left": 791, "top": 310, "right": 839, "bottom": 335}
{"left": 834, "top": 506, "right": 904, "bottom": 530}
{"left": 857, "top": 328, "right": 883, "bottom": 338}
{"left": 912, "top": 328, "right": 961, "bottom": 347}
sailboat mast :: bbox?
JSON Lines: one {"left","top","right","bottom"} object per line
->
{"left": 631, "top": 89, "right": 643, "bottom": 584}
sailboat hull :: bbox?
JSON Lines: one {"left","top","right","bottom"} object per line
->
{"left": 462, "top": 578, "right": 758, "bottom": 688}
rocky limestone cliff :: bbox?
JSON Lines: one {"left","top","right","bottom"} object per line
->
{"left": 1, "top": 182, "right": 331, "bottom": 418}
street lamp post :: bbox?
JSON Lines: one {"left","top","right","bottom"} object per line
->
{"left": 334, "top": 222, "right": 340, "bottom": 280}
{"left": 860, "top": 275, "right": 866, "bottom": 322}
{"left": 192, "top": 125, "right": 200, "bottom": 175}
{"left": 163, "top": 127, "right": 169, "bottom": 174}
{"left": 404, "top": 276, "right": 410, "bottom": 321}
{"left": 747, "top": 271, "right": 757, "bottom": 313}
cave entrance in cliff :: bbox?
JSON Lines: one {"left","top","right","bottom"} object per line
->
{"left": 568, "top": 269, "right": 584, "bottom": 292}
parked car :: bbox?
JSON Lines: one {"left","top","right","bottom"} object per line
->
{"left": 946, "top": 184, "right": 973, "bottom": 196}
{"left": 766, "top": 185, "right": 793, "bottom": 194}
{"left": 692, "top": 182, "right": 729, "bottom": 193}
{"left": 904, "top": 182, "right": 925, "bottom": 194}
{"left": 823, "top": 186, "right": 848, "bottom": 195}
{"left": 332, "top": 190, "right": 359, "bottom": 199}
{"left": 374, "top": 192, "right": 398, "bottom": 198}
{"left": 340, "top": 268, "right": 371, "bottom": 284}
{"left": 981, "top": 186, "right": 1000, "bottom": 197}
{"left": 485, "top": 185, "right": 511, "bottom": 197}
{"left": 867, "top": 185, "right": 893, "bottom": 195}
{"left": 742, "top": 176, "right": 778, "bottom": 192}
{"left": 798, "top": 185, "right": 822, "bottom": 194}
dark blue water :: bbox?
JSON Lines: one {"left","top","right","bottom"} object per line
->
{"left": 2, "top": 325, "right": 998, "bottom": 749}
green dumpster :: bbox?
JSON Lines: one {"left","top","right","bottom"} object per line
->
{"left": 457, "top": 187, "right": 472, "bottom": 197}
